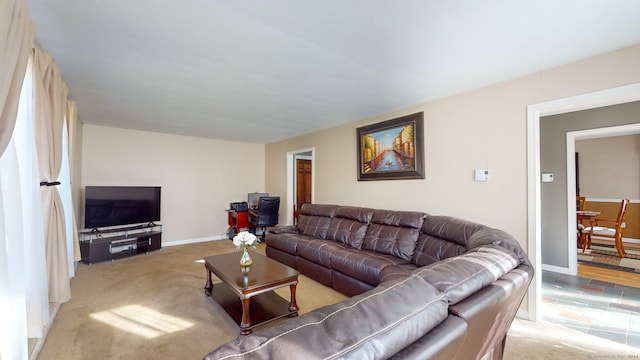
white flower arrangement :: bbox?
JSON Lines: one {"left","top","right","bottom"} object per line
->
{"left": 232, "top": 231, "right": 259, "bottom": 250}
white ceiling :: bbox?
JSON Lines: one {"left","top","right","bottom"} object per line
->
{"left": 24, "top": 0, "right": 640, "bottom": 144}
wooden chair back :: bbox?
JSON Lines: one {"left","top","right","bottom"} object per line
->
{"left": 614, "top": 198, "right": 630, "bottom": 232}
{"left": 584, "top": 198, "right": 630, "bottom": 257}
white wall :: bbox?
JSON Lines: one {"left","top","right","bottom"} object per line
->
{"left": 266, "top": 68, "right": 542, "bottom": 241}
{"left": 266, "top": 44, "right": 640, "bottom": 265}
{"left": 81, "top": 125, "right": 265, "bottom": 244}
{"left": 577, "top": 134, "right": 640, "bottom": 199}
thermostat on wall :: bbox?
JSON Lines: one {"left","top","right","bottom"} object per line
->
{"left": 474, "top": 169, "right": 489, "bottom": 182}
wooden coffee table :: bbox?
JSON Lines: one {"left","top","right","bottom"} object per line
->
{"left": 203, "top": 251, "right": 299, "bottom": 335}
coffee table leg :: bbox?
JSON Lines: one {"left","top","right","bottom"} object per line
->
{"left": 204, "top": 267, "right": 213, "bottom": 296}
{"left": 288, "top": 283, "right": 299, "bottom": 317}
{"left": 240, "top": 297, "right": 252, "bottom": 335}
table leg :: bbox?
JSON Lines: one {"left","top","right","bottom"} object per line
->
{"left": 240, "top": 297, "right": 252, "bottom": 335}
{"left": 288, "top": 283, "right": 299, "bottom": 317}
{"left": 204, "top": 267, "right": 213, "bottom": 296}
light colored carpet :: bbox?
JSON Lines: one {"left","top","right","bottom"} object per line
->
{"left": 36, "top": 240, "right": 640, "bottom": 359}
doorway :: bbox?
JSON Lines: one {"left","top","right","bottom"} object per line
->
{"left": 527, "top": 82, "right": 640, "bottom": 322}
{"left": 566, "top": 125, "right": 640, "bottom": 275}
{"left": 286, "top": 148, "right": 315, "bottom": 225}
{"left": 296, "top": 157, "right": 312, "bottom": 210}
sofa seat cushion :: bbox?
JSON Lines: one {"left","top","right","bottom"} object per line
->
{"left": 325, "top": 206, "right": 374, "bottom": 249}
{"left": 204, "top": 274, "right": 448, "bottom": 360}
{"left": 361, "top": 210, "right": 426, "bottom": 261}
{"left": 417, "top": 245, "right": 519, "bottom": 305}
{"left": 296, "top": 239, "right": 352, "bottom": 268}
{"left": 331, "top": 249, "right": 411, "bottom": 286}
{"left": 267, "top": 233, "right": 318, "bottom": 256}
{"left": 297, "top": 204, "right": 338, "bottom": 239}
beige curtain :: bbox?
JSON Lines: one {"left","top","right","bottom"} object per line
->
{"left": 0, "top": 0, "right": 35, "bottom": 156}
{"left": 65, "top": 99, "right": 81, "bottom": 262}
{"left": 33, "top": 48, "right": 71, "bottom": 304}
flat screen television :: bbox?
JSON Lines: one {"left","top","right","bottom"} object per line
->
{"left": 84, "top": 186, "right": 161, "bottom": 229}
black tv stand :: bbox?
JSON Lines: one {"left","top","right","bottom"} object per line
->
{"left": 79, "top": 223, "right": 162, "bottom": 264}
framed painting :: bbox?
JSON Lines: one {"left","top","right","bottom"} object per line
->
{"left": 356, "top": 112, "right": 424, "bottom": 181}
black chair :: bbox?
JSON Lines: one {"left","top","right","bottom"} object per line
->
{"left": 248, "top": 196, "right": 280, "bottom": 241}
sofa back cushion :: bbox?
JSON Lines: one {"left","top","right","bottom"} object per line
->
{"left": 325, "top": 206, "right": 374, "bottom": 248}
{"left": 297, "top": 204, "right": 338, "bottom": 240}
{"left": 361, "top": 210, "right": 426, "bottom": 261}
{"left": 417, "top": 245, "right": 519, "bottom": 305}
{"left": 412, "top": 215, "right": 488, "bottom": 266}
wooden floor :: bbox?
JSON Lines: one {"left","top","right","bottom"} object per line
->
{"left": 578, "top": 264, "right": 640, "bottom": 288}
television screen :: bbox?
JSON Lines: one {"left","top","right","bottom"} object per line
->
{"left": 84, "top": 186, "right": 161, "bottom": 229}
{"left": 247, "top": 192, "right": 268, "bottom": 210}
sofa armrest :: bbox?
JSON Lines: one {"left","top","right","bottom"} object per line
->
{"left": 466, "top": 228, "right": 527, "bottom": 264}
{"left": 448, "top": 263, "right": 533, "bottom": 359}
{"left": 417, "top": 245, "right": 519, "bottom": 305}
{"left": 388, "top": 315, "right": 467, "bottom": 360}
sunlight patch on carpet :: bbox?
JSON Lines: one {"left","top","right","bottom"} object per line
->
{"left": 90, "top": 304, "right": 194, "bottom": 338}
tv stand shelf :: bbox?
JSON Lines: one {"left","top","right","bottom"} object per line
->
{"left": 79, "top": 223, "right": 162, "bottom": 264}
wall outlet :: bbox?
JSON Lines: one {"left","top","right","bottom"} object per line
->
{"left": 622, "top": 222, "right": 626, "bottom": 228}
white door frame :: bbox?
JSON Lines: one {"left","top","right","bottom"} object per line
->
{"left": 564, "top": 123, "right": 640, "bottom": 276}
{"left": 527, "top": 82, "right": 640, "bottom": 322}
{"left": 286, "top": 147, "right": 315, "bottom": 225}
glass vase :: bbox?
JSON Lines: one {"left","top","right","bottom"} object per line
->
{"left": 240, "top": 247, "right": 252, "bottom": 267}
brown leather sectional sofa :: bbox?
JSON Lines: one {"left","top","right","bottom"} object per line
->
{"left": 204, "top": 204, "right": 533, "bottom": 360}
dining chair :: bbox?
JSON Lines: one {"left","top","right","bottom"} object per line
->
{"left": 248, "top": 196, "right": 280, "bottom": 241}
{"left": 582, "top": 198, "right": 630, "bottom": 257}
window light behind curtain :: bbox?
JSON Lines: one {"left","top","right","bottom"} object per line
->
{"left": 15, "top": 54, "right": 49, "bottom": 340}
{"left": 0, "top": 0, "right": 38, "bottom": 359}
{"left": 59, "top": 120, "right": 76, "bottom": 277}
{"left": 1, "top": 2, "right": 81, "bottom": 358}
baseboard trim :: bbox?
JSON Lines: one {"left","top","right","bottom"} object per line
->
{"left": 541, "top": 264, "right": 570, "bottom": 274}
{"left": 516, "top": 309, "right": 530, "bottom": 321}
{"left": 163, "top": 235, "right": 228, "bottom": 247}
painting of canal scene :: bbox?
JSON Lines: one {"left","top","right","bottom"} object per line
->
{"left": 357, "top": 112, "right": 424, "bottom": 181}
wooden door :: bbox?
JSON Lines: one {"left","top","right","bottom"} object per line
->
{"left": 296, "top": 159, "right": 312, "bottom": 210}
{"left": 575, "top": 152, "right": 580, "bottom": 196}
